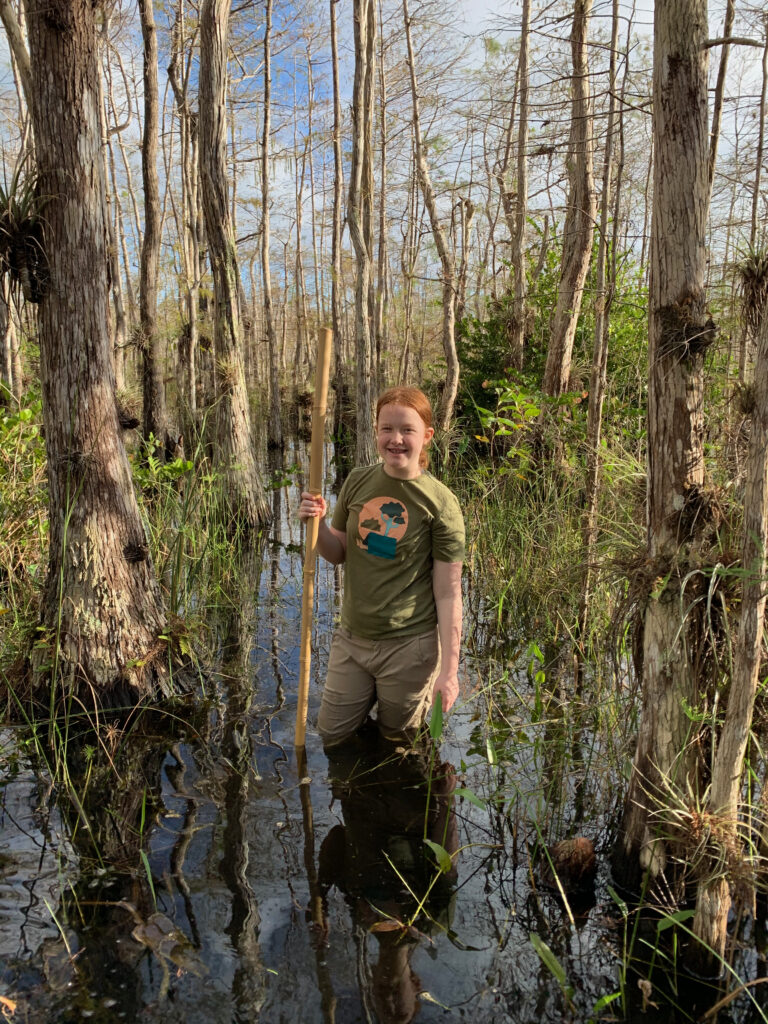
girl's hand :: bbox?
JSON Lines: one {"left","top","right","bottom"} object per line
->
{"left": 432, "top": 672, "right": 459, "bottom": 712}
{"left": 298, "top": 491, "right": 327, "bottom": 521}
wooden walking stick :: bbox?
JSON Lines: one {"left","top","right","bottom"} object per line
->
{"left": 295, "top": 326, "right": 333, "bottom": 748}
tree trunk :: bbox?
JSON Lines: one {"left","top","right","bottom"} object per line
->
{"left": 137, "top": 0, "right": 167, "bottom": 449}
{"left": 306, "top": 43, "right": 322, "bottom": 327}
{"left": 707, "top": 0, "right": 734, "bottom": 200}
{"left": 348, "top": 0, "right": 377, "bottom": 465}
{"left": 374, "top": 2, "right": 388, "bottom": 395}
{"left": 0, "top": 278, "right": 13, "bottom": 403}
{"left": 509, "top": 0, "right": 530, "bottom": 371}
{"left": 262, "top": 0, "right": 281, "bottom": 451}
{"left": 24, "top": 0, "right": 170, "bottom": 706}
{"left": 294, "top": 130, "right": 310, "bottom": 385}
{"left": 614, "top": 0, "right": 714, "bottom": 893}
{"left": 330, "top": 0, "right": 348, "bottom": 451}
{"left": 750, "top": 17, "right": 768, "bottom": 250}
{"left": 692, "top": 306, "right": 768, "bottom": 969}
{"left": 0, "top": 0, "right": 32, "bottom": 112}
{"left": 168, "top": 0, "right": 201, "bottom": 428}
{"left": 403, "top": 0, "right": 458, "bottom": 431}
{"left": 198, "top": 0, "right": 269, "bottom": 530}
{"left": 578, "top": 0, "right": 619, "bottom": 644}
{"left": 455, "top": 198, "right": 474, "bottom": 326}
{"left": 101, "top": 132, "right": 128, "bottom": 392}
{"left": 543, "top": 0, "right": 596, "bottom": 397}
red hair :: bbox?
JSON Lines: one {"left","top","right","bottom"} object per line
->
{"left": 376, "top": 386, "right": 433, "bottom": 468}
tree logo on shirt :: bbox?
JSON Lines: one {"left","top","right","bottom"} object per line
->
{"left": 357, "top": 497, "right": 408, "bottom": 559}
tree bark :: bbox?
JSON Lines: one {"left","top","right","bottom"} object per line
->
{"left": 198, "top": 0, "right": 269, "bottom": 530}
{"left": 0, "top": 278, "right": 14, "bottom": 403}
{"left": 100, "top": 77, "right": 128, "bottom": 394}
{"left": 578, "top": 0, "right": 620, "bottom": 644}
{"left": 707, "top": 0, "right": 734, "bottom": 201}
{"left": 292, "top": 123, "right": 310, "bottom": 385}
{"left": 691, "top": 292, "right": 768, "bottom": 971}
{"left": 509, "top": 0, "right": 530, "bottom": 371}
{"left": 262, "top": 0, "right": 281, "bottom": 450}
{"left": 750, "top": 17, "right": 768, "bottom": 250}
{"left": 455, "top": 198, "right": 474, "bottom": 326}
{"left": 137, "top": 0, "right": 167, "bottom": 449}
{"left": 24, "top": 0, "right": 170, "bottom": 705}
{"left": 403, "top": 0, "right": 459, "bottom": 431}
{"left": 614, "top": 0, "right": 713, "bottom": 893}
{"left": 329, "top": 0, "right": 348, "bottom": 452}
{"left": 0, "top": 0, "right": 32, "bottom": 112}
{"left": 348, "top": 0, "right": 377, "bottom": 465}
{"left": 374, "top": 2, "right": 388, "bottom": 395}
{"left": 168, "top": 0, "right": 201, "bottom": 427}
{"left": 543, "top": 0, "right": 596, "bottom": 397}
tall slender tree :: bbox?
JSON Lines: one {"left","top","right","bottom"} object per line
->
{"left": 329, "top": 0, "right": 348, "bottom": 450}
{"left": 578, "top": 0, "right": 620, "bottom": 643}
{"left": 168, "top": 0, "right": 202, "bottom": 425}
{"left": 348, "top": 0, "right": 377, "bottom": 464}
{"left": 138, "top": 0, "right": 167, "bottom": 449}
{"left": 199, "top": 0, "right": 270, "bottom": 529}
{"left": 707, "top": 0, "right": 734, "bottom": 201}
{"left": 509, "top": 0, "right": 530, "bottom": 371}
{"left": 543, "top": 0, "right": 596, "bottom": 396}
{"left": 262, "top": 0, "right": 281, "bottom": 450}
{"left": 403, "top": 0, "right": 459, "bottom": 431}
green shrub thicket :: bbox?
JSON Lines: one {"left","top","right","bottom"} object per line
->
{"left": 452, "top": 238, "right": 653, "bottom": 654}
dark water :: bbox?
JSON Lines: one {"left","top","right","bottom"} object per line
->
{"left": 0, "top": 451, "right": 765, "bottom": 1023}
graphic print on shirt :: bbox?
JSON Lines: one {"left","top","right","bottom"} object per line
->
{"left": 356, "top": 496, "right": 409, "bottom": 559}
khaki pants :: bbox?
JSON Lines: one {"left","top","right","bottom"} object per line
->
{"left": 317, "top": 627, "right": 440, "bottom": 747}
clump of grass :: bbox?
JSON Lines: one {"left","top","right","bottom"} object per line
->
{"left": 0, "top": 393, "right": 48, "bottom": 669}
{"left": 449, "top": 426, "right": 645, "bottom": 658}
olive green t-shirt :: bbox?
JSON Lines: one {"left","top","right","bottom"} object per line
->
{"left": 331, "top": 463, "right": 465, "bottom": 639}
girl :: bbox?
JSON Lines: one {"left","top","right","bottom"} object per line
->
{"left": 298, "top": 386, "right": 464, "bottom": 747}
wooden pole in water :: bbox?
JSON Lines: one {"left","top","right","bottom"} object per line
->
{"left": 295, "top": 326, "right": 333, "bottom": 748}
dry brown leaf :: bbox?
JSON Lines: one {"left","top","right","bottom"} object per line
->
{"left": 0, "top": 995, "right": 16, "bottom": 1019}
{"left": 369, "top": 920, "right": 404, "bottom": 933}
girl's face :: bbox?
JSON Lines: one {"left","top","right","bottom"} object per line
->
{"left": 376, "top": 403, "right": 434, "bottom": 479}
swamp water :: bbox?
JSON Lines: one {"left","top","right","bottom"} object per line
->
{"left": 0, "top": 457, "right": 766, "bottom": 1023}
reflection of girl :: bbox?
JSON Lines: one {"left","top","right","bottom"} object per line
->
{"left": 299, "top": 387, "right": 465, "bottom": 747}
{"left": 318, "top": 735, "right": 458, "bottom": 1024}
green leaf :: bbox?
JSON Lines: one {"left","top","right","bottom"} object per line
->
{"left": 607, "top": 884, "right": 628, "bottom": 918}
{"left": 657, "top": 909, "right": 695, "bottom": 932}
{"left": 590, "top": 991, "right": 621, "bottom": 1016}
{"left": 530, "top": 933, "right": 572, "bottom": 997}
{"left": 454, "top": 786, "right": 485, "bottom": 809}
{"left": 429, "top": 691, "right": 443, "bottom": 740}
{"left": 140, "top": 850, "right": 157, "bottom": 908}
{"left": 486, "top": 737, "right": 498, "bottom": 766}
{"left": 424, "top": 839, "right": 452, "bottom": 873}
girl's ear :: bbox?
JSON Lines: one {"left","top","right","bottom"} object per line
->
{"left": 424, "top": 426, "right": 435, "bottom": 444}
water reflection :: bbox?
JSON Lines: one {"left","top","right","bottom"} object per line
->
{"left": 314, "top": 728, "right": 458, "bottom": 1024}
{"left": 216, "top": 544, "right": 268, "bottom": 1020}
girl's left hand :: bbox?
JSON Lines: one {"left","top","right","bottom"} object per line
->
{"left": 432, "top": 672, "right": 459, "bottom": 712}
